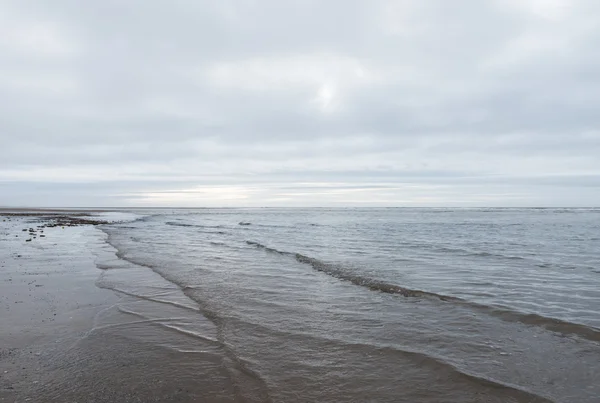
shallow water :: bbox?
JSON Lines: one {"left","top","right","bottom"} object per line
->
{"left": 89, "top": 208, "right": 600, "bottom": 402}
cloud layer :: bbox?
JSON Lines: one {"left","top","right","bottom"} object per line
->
{"left": 1, "top": 0, "right": 599, "bottom": 206}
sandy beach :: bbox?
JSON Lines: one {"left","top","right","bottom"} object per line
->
{"left": 0, "top": 214, "right": 116, "bottom": 401}
{"left": 0, "top": 213, "right": 247, "bottom": 403}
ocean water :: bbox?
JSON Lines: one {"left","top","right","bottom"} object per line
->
{"left": 94, "top": 208, "right": 600, "bottom": 402}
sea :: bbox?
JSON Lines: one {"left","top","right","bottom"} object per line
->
{"left": 90, "top": 207, "right": 600, "bottom": 402}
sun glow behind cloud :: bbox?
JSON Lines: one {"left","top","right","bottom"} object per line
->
{"left": 1, "top": 0, "right": 600, "bottom": 207}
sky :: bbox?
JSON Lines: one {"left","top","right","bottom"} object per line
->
{"left": 1, "top": 0, "right": 600, "bottom": 207}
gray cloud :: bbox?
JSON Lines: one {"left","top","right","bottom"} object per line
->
{"left": 1, "top": 0, "right": 600, "bottom": 207}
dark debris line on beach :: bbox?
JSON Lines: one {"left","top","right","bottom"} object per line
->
{"left": 1, "top": 214, "right": 108, "bottom": 227}
{"left": 1, "top": 214, "right": 109, "bottom": 242}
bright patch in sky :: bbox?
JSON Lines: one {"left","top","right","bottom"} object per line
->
{"left": 1, "top": 0, "right": 600, "bottom": 207}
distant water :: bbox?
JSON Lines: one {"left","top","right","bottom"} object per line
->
{"left": 94, "top": 208, "right": 600, "bottom": 402}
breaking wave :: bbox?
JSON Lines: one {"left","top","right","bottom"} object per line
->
{"left": 246, "top": 241, "right": 600, "bottom": 343}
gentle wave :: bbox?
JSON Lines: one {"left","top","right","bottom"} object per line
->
{"left": 100, "top": 285, "right": 201, "bottom": 313}
{"left": 246, "top": 241, "right": 289, "bottom": 255}
{"left": 246, "top": 241, "right": 600, "bottom": 343}
{"left": 480, "top": 307, "right": 600, "bottom": 342}
{"left": 117, "top": 306, "right": 220, "bottom": 344}
{"left": 166, "top": 221, "right": 195, "bottom": 227}
{"left": 165, "top": 222, "right": 230, "bottom": 235}
{"left": 406, "top": 243, "right": 528, "bottom": 261}
{"left": 246, "top": 241, "right": 459, "bottom": 301}
{"left": 96, "top": 228, "right": 274, "bottom": 402}
{"left": 295, "top": 253, "right": 460, "bottom": 301}
{"left": 166, "top": 221, "right": 225, "bottom": 229}
{"left": 227, "top": 316, "right": 555, "bottom": 403}
{"left": 375, "top": 346, "right": 555, "bottom": 402}
{"left": 124, "top": 214, "right": 159, "bottom": 224}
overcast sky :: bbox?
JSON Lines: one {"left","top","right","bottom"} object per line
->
{"left": 1, "top": 0, "right": 599, "bottom": 207}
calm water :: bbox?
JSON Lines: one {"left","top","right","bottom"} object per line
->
{"left": 94, "top": 208, "right": 600, "bottom": 402}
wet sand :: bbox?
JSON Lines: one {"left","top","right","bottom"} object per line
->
{"left": 0, "top": 214, "right": 243, "bottom": 403}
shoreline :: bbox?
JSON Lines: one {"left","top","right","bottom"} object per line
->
{"left": 0, "top": 213, "right": 246, "bottom": 403}
{"left": 0, "top": 214, "right": 119, "bottom": 401}
{"left": 4, "top": 209, "right": 599, "bottom": 402}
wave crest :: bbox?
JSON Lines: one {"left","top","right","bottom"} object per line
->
{"left": 246, "top": 240, "right": 600, "bottom": 343}
{"left": 246, "top": 241, "right": 457, "bottom": 301}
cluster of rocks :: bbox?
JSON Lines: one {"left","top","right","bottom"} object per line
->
{"left": 41, "top": 215, "right": 109, "bottom": 227}
{"left": 1, "top": 214, "right": 109, "bottom": 243}
{"left": 22, "top": 226, "right": 44, "bottom": 242}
